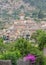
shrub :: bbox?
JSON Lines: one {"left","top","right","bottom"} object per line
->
{"left": 0, "top": 38, "right": 44, "bottom": 65}
{"left": 0, "top": 50, "right": 21, "bottom": 65}
{"left": 43, "top": 57, "right": 46, "bottom": 65}
{"left": 14, "top": 38, "right": 31, "bottom": 56}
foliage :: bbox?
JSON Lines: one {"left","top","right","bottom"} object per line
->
{"left": 0, "top": 38, "right": 6, "bottom": 54}
{"left": 37, "top": 56, "right": 46, "bottom": 65}
{"left": 23, "top": 0, "right": 46, "bottom": 10}
{"left": 14, "top": 38, "right": 31, "bottom": 56}
{"left": 20, "top": 5, "right": 24, "bottom": 9}
{"left": 43, "top": 57, "right": 46, "bottom": 65}
{"left": 0, "top": 36, "right": 45, "bottom": 65}
{"left": 31, "top": 30, "right": 46, "bottom": 50}
{"left": 38, "top": 10, "right": 44, "bottom": 19}
{"left": 0, "top": 51, "right": 21, "bottom": 65}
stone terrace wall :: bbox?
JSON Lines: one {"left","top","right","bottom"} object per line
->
{"left": 17, "top": 58, "right": 39, "bottom": 65}
{"left": 17, "top": 59, "right": 30, "bottom": 65}
{"left": 0, "top": 60, "right": 12, "bottom": 65}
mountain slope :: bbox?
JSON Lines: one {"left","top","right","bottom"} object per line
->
{"left": 0, "top": 0, "right": 46, "bottom": 29}
{"left": 23, "top": 0, "right": 46, "bottom": 10}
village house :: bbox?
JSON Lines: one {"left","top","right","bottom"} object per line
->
{"left": 1, "top": 12, "right": 46, "bottom": 42}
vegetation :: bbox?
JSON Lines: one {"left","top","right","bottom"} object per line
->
{"left": 23, "top": 0, "right": 46, "bottom": 10}
{"left": 0, "top": 0, "right": 46, "bottom": 29}
{"left": 38, "top": 10, "right": 44, "bottom": 19}
{"left": 31, "top": 30, "right": 46, "bottom": 50}
{"left": 0, "top": 38, "right": 42, "bottom": 65}
{"left": 0, "top": 30, "right": 46, "bottom": 65}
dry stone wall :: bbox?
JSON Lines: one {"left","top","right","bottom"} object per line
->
{"left": 17, "top": 59, "right": 33, "bottom": 65}
{"left": 0, "top": 60, "right": 12, "bottom": 65}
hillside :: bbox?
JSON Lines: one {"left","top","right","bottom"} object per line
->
{"left": 0, "top": 0, "right": 46, "bottom": 29}
{"left": 23, "top": 0, "right": 46, "bottom": 10}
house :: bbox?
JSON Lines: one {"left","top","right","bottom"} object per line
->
{"left": 1, "top": 13, "right": 46, "bottom": 42}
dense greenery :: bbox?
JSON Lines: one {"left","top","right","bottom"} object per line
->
{"left": 0, "top": 30, "right": 46, "bottom": 65}
{"left": 31, "top": 30, "right": 46, "bottom": 50}
{"left": 38, "top": 10, "right": 44, "bottom": 19}
{"left": 0, "top": 38, "right": 42, "bottom": 65}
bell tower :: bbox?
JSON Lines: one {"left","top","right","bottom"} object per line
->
{"left": 19, "top": 10, "right": 25, "bottom": 20}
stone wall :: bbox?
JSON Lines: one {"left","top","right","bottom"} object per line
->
{"left": 0, "top": 60, "right": 12, "bottom": 65}
{"left": 17, "top": 59, "right": 30, "bottom": 65}
{"left": 17, "top": 58, "right": 39, "bottom": 65}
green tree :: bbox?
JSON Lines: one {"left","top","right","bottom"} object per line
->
{"left": 14, "top": 38, "right": 30, "bottom": 56}
{"left": 38, "top": 10, "right": 44, "bottom": 19}
{"left": 31, "top": 30, "right": 46, "bottom": 50}
{"left": 0, "top": 38, "right": 5, "bottom": 54}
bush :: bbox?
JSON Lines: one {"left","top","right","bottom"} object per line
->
{"left": 43, "top": 57, "right": 46, "bottom": 65}
{"left": 36, "top": 56, "right": 46, "bottom": 65}
{"left": 0, "top": 38, "right": 44, "bottom": 65}
{"left": 0, "top": 50, "right": 21, "bottom": 65}
{"left": 14, "top": 38, "right": 31, "bottom": 56}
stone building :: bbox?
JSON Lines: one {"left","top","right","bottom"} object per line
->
{"left": 1, "top": 13, "right": 46, "bottom": 41}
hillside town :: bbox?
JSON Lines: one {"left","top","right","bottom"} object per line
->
{"left": 0, "top": 13, "right": 46, "bottom": 42}
{"left": 0, "top": 0, "right": 46, "bottom": 65}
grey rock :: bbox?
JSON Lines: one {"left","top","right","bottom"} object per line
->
{"left": 0, "top": 60, "right": 12, "bottom": 65}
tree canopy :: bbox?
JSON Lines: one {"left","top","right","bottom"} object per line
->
{"left": 31, "top": 30, "right": 46, "bottom": 50}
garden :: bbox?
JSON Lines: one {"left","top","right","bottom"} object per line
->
{"left": 0, "top": 30, "right": 46, "bottom": 65}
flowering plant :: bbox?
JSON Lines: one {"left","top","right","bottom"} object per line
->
{"left": 23, "top": 54, "right": 36, "bottom": 63}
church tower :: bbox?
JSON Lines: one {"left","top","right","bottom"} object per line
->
{"left": 19, "top": 10, "right": 25, "bottom": 20}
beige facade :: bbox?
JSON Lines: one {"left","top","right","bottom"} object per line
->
{"left": 0, "top": 14, "right": 46, "bottom": 40}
